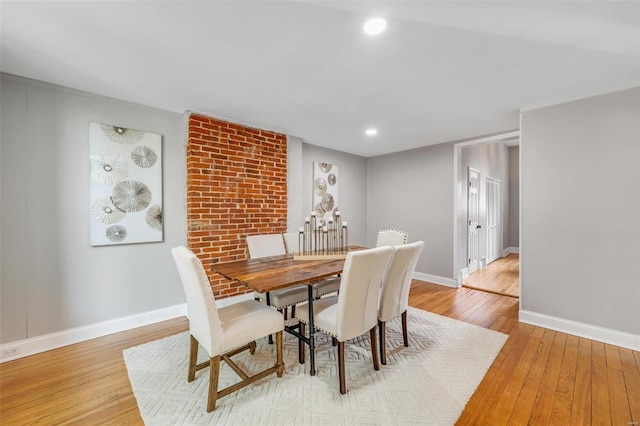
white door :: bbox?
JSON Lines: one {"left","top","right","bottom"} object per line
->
{"left": 467, "top": 168, "right": 480, "bottom": 273}
{"left": 486, "top": 177, "right": 503, "bottom": 264}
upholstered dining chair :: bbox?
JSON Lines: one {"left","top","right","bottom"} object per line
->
{"left": 377, "top": 240, "right": 424, "bottom": 365}
{"left": 375, "top": 229, "right": 409, "bottom": 247}
{"left": 246, "top": 233, "right": 287, "bottom": 259}
{"left": 281, "top": 232, "right": 341, "bottom": 299}
{"left": 295, "top": 246, "right": 393, "bottom": 394}
{"left": 247, "top": 234, "right": 308, "bottom": 319}
{"left": 313, "top": 275, "right": 341, "bottom": 299}
{"left": 171, "top": 246, "right": 284, "bottom": 412}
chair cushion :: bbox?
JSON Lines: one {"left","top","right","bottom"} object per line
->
{"left": 254, "top": 285, "right": 309, "bottom": 308}
{"left": 270, "top": 285, "right": 310, "bottom": 307}
{"left": 218, "top": 300, "right": 284, "bottom": 353}
{"left": 295, "top": 296, "right": 339, "bottom": 337}
{"left": 314, "top": 277, "right": 341, "bottom": 298}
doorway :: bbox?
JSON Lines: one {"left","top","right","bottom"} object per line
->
{"left": 453, "top": 132, "right": 520, "bottom": 298}
{"left": 463, "top": 253, "right": 519, "bottom": 297}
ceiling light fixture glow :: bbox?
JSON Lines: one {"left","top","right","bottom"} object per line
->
{"left": 363, "top": 18, "right": 387, "bottom": 36}
{"left": 365, "top": 128, "right": 378, "bottom": 136}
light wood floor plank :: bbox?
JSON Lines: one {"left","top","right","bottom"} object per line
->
{"left": 591, "top": 341, "right": 612, "bottom": 424}
{"left": 605, "top": 343, "right": 623, "bottom": 371}
{"left": 608, "top": 367, "right": 632, "bottom": 425}
{"left": 571, "top": 338, "right": 593, "bottom": 425}
{"left": 619, "top": 347, "right": 640, "bottom": 421}
{"left": 549, "top": 334, "right": 579, "bottom": 425}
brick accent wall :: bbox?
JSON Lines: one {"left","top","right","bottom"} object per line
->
{"left": 187, "top": 113, "right": 287, "bottom": 298}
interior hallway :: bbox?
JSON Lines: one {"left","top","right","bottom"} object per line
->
{"left": 463, "top": 253, "right": 519, "bottom": 298}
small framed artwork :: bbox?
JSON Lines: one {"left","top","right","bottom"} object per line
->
{"left": 312, "top": 161, "right": 339, "bottom": 226}
{"left": 89, "top": 123, "right": 163, "bottom": 246}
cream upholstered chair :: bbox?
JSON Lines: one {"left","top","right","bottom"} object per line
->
{"left": 377, "top": 241, "right": 424, "bottom": 365}
{"left": 247, "top": 234, "right": 308, "bottom": 318}
{"left": 171, "top": 246, "right": 284, "bottom": 412}
{"left": 375, "top": 229, "right": 409, "bottom": 247}
{"left": 281, "top": 232, "right": 341, "bottom": 299}
{"left": 246, "top": 233, "right": 287, "bottom": 259}
{"left": 295, "top": 246, "right": 393, "bottom": 394}
{"left": 313, "top": 275, "right": 341, "bottom": 298}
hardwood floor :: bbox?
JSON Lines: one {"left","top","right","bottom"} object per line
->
{"left": 463, "top": 253, "right": 520, "bottom": 298}
{"left": 1, "top": 281, "right": 638, "bottom": 425}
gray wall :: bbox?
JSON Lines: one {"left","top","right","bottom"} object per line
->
{"left": 521, "top": 87, "right": 640, "bottom": 335}
{"left": 455, "top": 142, "right": 510, "bottom": 274}
{"left": 368, "top": 143, "right": 455, "bottom": 279}
{"left": 299, "top": 142, "right": 368, "bottom": 246}
{"left": 508, "top": 146, "right": 520, "bottom": 248}
{"left": 0, "top": 74, "right": 187, "bottom": 344}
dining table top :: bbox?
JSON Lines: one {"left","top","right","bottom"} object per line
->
{"left": 212, "top": 246, "right": 366, "bottom": 293}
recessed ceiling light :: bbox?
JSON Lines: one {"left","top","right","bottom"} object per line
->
{"left": 363, "top": 18, "right": 387, "bottom": 36}
{"left": 365, "top": 128, "right": 378, "bottom": 136}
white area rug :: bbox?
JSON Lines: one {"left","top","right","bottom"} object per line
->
{"left": 123, "top": 307, "right": 507, "bottom": 425}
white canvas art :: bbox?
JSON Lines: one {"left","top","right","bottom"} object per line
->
{"left": 312, "top": 161, "right": 339, "bottom": 226}
{"left": 89, "top": 123, "right": 163, "bottom": 246}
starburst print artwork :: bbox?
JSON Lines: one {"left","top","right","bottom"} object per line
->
{"left": 89, "top": 122, "right": 163, "bottom": 246}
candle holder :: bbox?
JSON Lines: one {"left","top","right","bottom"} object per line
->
{"left": 293, "top": 211, "right": 349, "bottom": 260}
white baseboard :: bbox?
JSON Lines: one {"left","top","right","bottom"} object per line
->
{"left": 503, "top": 247, "right": 520, "bottom": 256}
{"left": 413, "top": 272, "right": 460, "bottom": 288}
{"left": 0, "top": 293, "right": 256, "bottom": 363}
{"left": 519, "top": 310, "right": 640, "bottom": 352}
{"left": 0, "top": 304, "right": 187, "bottom": 363}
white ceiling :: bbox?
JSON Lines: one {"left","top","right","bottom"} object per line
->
{"left": 2, "top": 1, "right": 639, "bottom": 157}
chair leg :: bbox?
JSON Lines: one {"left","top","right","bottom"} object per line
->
{"left": 337, "top": 341, "right": 346, "bottom": 394}
{"left": 206, "top": 356, "right": 221, "bottom": 413}
{"left": 378, "top": 320, "right": 387, "bottom": 365}
{"left": 188, "top": 335, "right": 199, "bottom": 382}
{"left": 291, "top": 305, "right": 296, "bottom": 318}
{"left": 402, "top": 311, "right": 409, "bottom": 347}
{"left": 370, "top": 327, "right": 380, "bottom": 371}
{"left": 276, "top": 331, "right": 284, "bottom": 377}
{"left": 298, "top": 322, "right": 305, "bottom": 364}
{"left": 249, "top": 340, "right": 256, "bottom": 355}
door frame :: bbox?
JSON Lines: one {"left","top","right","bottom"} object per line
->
{"left": 452, "top": 130, "right": 519, "bottom": 285}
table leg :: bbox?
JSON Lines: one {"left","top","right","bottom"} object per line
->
{"left": 266, "top": 292, "right": 273, "bottom": 345}
{"left": 307, "top": 285, "right": 316, "bottom": 376}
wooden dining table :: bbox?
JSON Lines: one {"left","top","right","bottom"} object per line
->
{"left": 212, "top": 246, "right": 365, "bottom": 376}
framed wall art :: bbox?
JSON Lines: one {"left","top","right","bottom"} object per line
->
{"left": 89, "top": 122, "right": 163, "bottom": 246}
{"left": 312, "top": 161, "right": 339, "bottom": 226}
